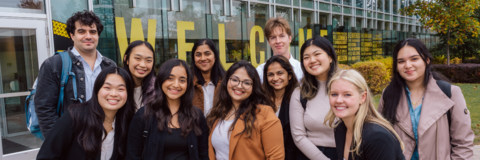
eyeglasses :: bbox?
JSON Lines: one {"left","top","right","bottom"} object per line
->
{"left": 229, "top": 77, "right": 253, "bottom": 89}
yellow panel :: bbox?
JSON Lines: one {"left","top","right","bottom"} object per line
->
{"left": 218, "top": 23, "right": 233, "bottom": 69}
{"left": 115, "top": 17, "right": 128, "bottom": 61}
{"left": 250, "top": 25, "right": 265, "bottom": 68}
{"left": 130, "top": 18, "right": 145, "bottom": 43}
{"left": 177, "top": 21, "right": 195, "bottom": 61}
{"left": 147, "top": 19, "right": 157, "bottom": 51}
{"left": 321, "top": 29, "right": 328, "bottom": 37}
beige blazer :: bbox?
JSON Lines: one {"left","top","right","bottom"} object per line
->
{"left": 378, "top": 77, "right": 474, "bottom": 160}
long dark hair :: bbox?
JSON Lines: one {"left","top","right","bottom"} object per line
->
{"left": 145, "top": 59, "right": 202, "bottom": 137}
{"left": 69, "top": 67, "right": 136, "bottom": 159}
{"left": 381, "top": 38, "right": 446, "bottom": 124}
{"left": 122, "top": 40, "right": 156, "bottom": 104}
{"left": 206, "top": 60, "right": 274, "bottom": 138}
{"left": 299, "top": 36, "right": 338, "bottom": 100}
{"left": 190, "top": 38, "right": 225, "bottom": 86}
{"left": 262, "top": 55, "right": 299, "bottom": 110}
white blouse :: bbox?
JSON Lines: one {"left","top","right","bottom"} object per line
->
{"left": 101, "top": 119, "right": 115, "bottom": 160}
{"left": 211, "top": 120, "right": 234, "bottom": 160}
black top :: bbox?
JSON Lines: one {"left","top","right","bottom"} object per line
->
{"left": 334, "top": 122, "right": 405, "bottom": 160}
{"left": 126, "top": 107, "right": 209, "bottom": 160}
{"left": 163, "top": 128, "right": 189, "bottom": 160}
{"left": 36, "top": 110, "right": 121, "bottom": 160}
{"left": 278, "top": 95, "right": 299, "bottom": 160}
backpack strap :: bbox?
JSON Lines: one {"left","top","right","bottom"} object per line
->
{"left": 436, "top": 80, "right": 452, "bottom": 127}
{"left": 55, "top": 51, "right": 82, "bottom": 116}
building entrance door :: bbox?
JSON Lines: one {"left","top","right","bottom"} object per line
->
{"left": 0, "top": 18, "right": 49, "bottom": 160}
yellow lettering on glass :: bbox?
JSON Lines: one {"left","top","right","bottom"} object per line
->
{"left": 298, "top": 29, "right": 312, "bottom": 53}
{"left": 250, "top": 25, "right": 265, "bottom": 68}
{"left": 321, "top": 30, "right": 328, "bottom": 37}
{"left": 177, "top": 21, "right": 195, "bottom": 61}
{"left": 218, "top": 23, "right": 233, "bottom": 69}
{"left": 115, "top": 17, "right": 157, "bottom": 62}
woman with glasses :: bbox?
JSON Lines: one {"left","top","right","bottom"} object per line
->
{"left": 290, "top": 36, "right": 339, "bottom": 160}
{"left": 206, "top": 60, "right": 284, "bottom": 160}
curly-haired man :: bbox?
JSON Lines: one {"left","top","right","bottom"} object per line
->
{"left": 35, "top": 10, "right": 116, "bottom": 139}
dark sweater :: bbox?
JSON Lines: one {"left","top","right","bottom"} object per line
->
{"left": 334, "top": 122, "right": 405, "bottom": 160}
{"left": 126, "top": 107, "right": 209, "bottom": 160}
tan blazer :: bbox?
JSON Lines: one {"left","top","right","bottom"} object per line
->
{"left": 378, "top": 77, "right": 474, "bottom": 160}
{"left": 208, "top": 104, "right": 285, "bottom": 160}
{"left": 193, "top": 75, "right": 221, "bottom": 112}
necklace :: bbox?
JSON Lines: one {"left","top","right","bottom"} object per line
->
{"left": 412, "top": 92, "right": 425, "bottom": 105}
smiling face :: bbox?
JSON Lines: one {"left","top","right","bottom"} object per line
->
{"left": 227, "top": 68, "right": 253, "bottom": 107}
{"left": 302, "top": 45, "right": 333, "bottom": 81}
{"left": 194, "top": 44, "right": 215, "bottom": 73}
{"left": 268, "top": 27, "right": 292, "bottom": 58}
{"left": 98, "top": 74, "right": 128, "bottom": 113}
{"left": 70, "top": 21, "right": 99, "bottom": 54}
{"left": 162, "top": 66, "right": 188, "bottom": 103}
{"left": 329, "top": 79, "right": 366, "bottom": 123}
{"left": 397, "top": 45, "right": 428, "bottom": 83}
{"left": 126, "top": 44, "right": 154, "bottom": 86}
{"left": 267, "top": 62, "right": 291, "bottom": 91}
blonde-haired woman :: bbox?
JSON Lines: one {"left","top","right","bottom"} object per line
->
{"left": 325, "top": 70, "right": 404, "bottom": 160}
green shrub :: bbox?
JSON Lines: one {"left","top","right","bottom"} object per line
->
{"left": 351, "top": 61, "right": 390, "bottom": 94}
{"left": 339, "top": 64, "right": 353, "bottom": 70}
{"left": 433, "top": 55, "right": 446, "bottom": 64}
{"left": 366, "top": 56, "right": 393, "bottom": 79}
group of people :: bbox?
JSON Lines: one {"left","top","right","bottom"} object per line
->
{"left": 34, "top": 10, "right": 474, "bottom": 160}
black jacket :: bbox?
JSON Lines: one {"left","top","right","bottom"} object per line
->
{"left": 35, "top": 47, "right": 116, "bottom": 138}
{"left": 278, "top": 95, "right": 298, "bottom": 160}
{"left": 36, "top": 110, "right": 122, "bottom": 160}
{"left": 126, "top": 107, "right": 209, "bottom": 160}
{"left": 334, "top": 122, "right": 405, "bottom": 160}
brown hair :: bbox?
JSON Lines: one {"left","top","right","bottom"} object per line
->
{"left": 262, "top": 55, "right": 299, "bottom": 112}
{"left": 264, "top": 17, "right": 292, "bottom": 39}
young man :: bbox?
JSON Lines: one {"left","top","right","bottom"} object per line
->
{"left": 256, "top": 17, "right": 303, "bottom": 83}
{"left": 35, "top": 10, "right": 116, "bottom": 139}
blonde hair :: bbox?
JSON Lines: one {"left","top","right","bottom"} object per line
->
{"left": 324, "top": 69, "right": 404, "bottom": 156}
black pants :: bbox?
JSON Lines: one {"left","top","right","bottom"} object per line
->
{"left": 295, "top": 146, "right": 337, "bottom": 160}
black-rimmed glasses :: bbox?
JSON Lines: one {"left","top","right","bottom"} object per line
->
{"left": 229, "top": 77, "right": 253, "bottom": 89}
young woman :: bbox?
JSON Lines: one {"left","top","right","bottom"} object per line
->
{"left": 325, "top": 69, "right": 404, "bottom": 160}
{"left": 37, "top": 67, "right": 136, "bottom": 160}
{"left": 290, "top": 36, "right": 338, "bottom": 160}
{"left": 126, "top": 59, "right": 209, "bottom": 160}
{"left": 191, "top": 38, "right": 225, "bottom": 116}
{"left": 379, "top": 38, "right": 474, "bottom": 159}
{"left": 206, "top": 60, "right": 284, "bottom": 160}
{"left": 262, "top": 55, "right": 299, "bottom": 159}
{"left": 122, "top": 40, "right": 156, "bottom": 109}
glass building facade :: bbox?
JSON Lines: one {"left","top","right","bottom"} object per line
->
{"left": 51, "top": 0, "right": 439, "bottom": 68}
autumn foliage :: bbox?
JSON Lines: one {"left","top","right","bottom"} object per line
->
{"left": 351, "top": 61, "right": 390, "bottom": 94}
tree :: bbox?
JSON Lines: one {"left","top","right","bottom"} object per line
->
{"left": 402, "top": 0, "right": 480, "bottom": 65}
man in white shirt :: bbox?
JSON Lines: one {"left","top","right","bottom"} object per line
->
{"left": 256, "top": 17, "right": 304, "bottom": 83}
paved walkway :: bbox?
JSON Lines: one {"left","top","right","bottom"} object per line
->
{"left": 474, "top": 145, "right": 480, "bottom": 160}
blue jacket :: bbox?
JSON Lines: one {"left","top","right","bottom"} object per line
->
{"left": 34, "top": 46, "right": 116, "bottom": 138}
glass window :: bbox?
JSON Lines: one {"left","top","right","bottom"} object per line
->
{"left": 344, "top": 7, "right": 352, "bottom": 14}
{"left": 378, "top": 13, "right": 383, "bottom": 19}
{"left": 320, "top": 13, "right": 328, "bottom": 28}
{"left": 94, "top": 0, "right": 118, "bottom": 61}
{"left": 332, "top": 5, "right": 342, "bottom": 13}
{"left": 367, "top": 10, "right": 372, "bottom": 17}
{"left": 385, "top": 0, "right": 390, "bottom": 13}
{"left": 333, "top": 15, "right": 342, "bottom": 29}
{"left": 343, "top": 0, "right": 352, "bottom": 6}
{"left": 51, "top": 0, "right": 88, "bottom": 52}
{"left": 294, "top": 0, "right": 299, "bottom": 6}
{"left": 385, "top": 14, "right": 390, "bottom": 20}
{"left": 245, "top": 4, "right": 269, "bottom": 65}
{"left": 356, "top": 9, "right": 363, "bottom": 16}
{"left": 393, "top": 16, "right": 398, "bottom": 21}
{"left": 393, "top": 0, "right": 398, "bottom": 14}
{"left": 0, "top": 0, "right": 45, "bottom": 14}
{"left": 356, "top": 0, "right": 363, "bottom": 8}
{"left": 377, "top": 0, "right": 383, "bottom": 12}
{"left": 332, "top": 0, "right": 341, "bottom": 4}
{"left": 301, "top": 0, "right": 314, "bottom": 9}
{"left": 319, "top": 2, "right": 330, "bottom": 11}
{"left": 276, "top": 0, "right": 290, "bottom": 6}
{"left": 0, "top": 28, "right": 42, "bottom": 154}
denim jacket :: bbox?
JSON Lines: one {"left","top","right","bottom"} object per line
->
{"left": 35, "top": 46, "right": 116, "bottom": 139}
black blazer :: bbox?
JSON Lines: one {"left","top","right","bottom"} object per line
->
{"left": 278, "top": 95, "right": 298, "bottom": 160}
{"left": 334, "top": 122, "right": 405, "bottom": 160}
{"left": 126, "top": 107, "right": 209, "bottom": 160}
{"left": 37, "top": 110, "right": 121, "bottom": 160}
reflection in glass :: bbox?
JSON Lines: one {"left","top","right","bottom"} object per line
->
{"left": 332, "top": 0, "right": 341, "bottom": 4}
{"left": 356, "top": 0, "right": 363, "bottom": 8}
{"left": 301, "top": 0, "right": 313, "bottom": 9}
{"left": 51, "top": 0, "right": 88, "bottom": 23}
{"left": 332, "top": 5, "right": 341, "bottom": 13}
{"left": 319, "top": 2, "right": 330, "bottom": 11}
{"left": 344, "top": 7, "right": 351, "bottom": 14}
{"left": 0, "top": 0, "right": 45, "bottom": 14}
{"left": 343, "top": 0, "right": 351, "bottom": 6}
{"left": 0, "top": 29, "right": 39, "bottom": 94}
